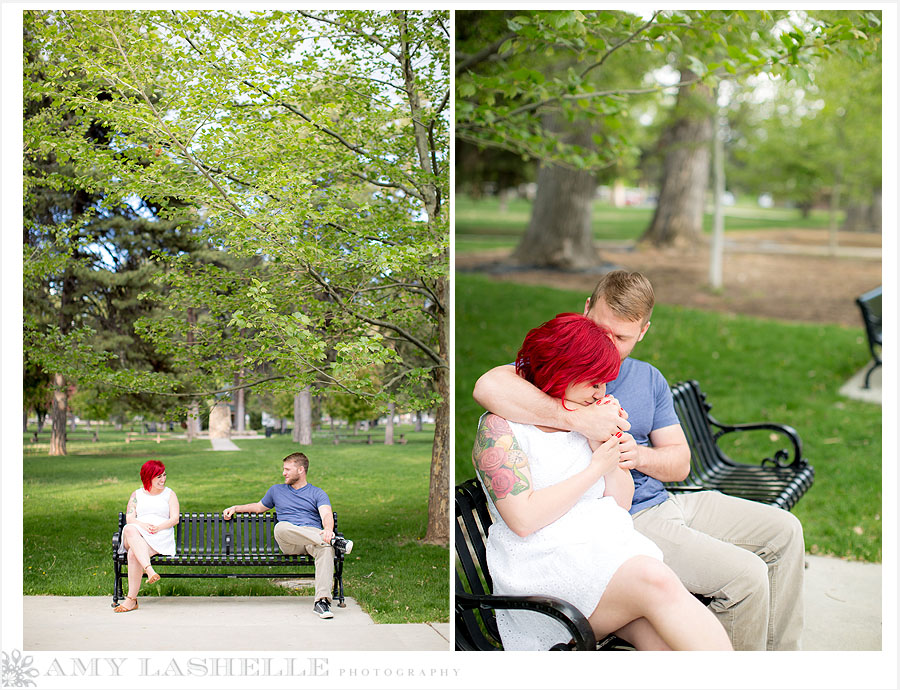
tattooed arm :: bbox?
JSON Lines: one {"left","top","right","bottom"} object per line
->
{"left": 472, "top": 414, "right": 621, "bottom": 537}
{"left": 124, "top": 490, "right": 151, "bottom": 531}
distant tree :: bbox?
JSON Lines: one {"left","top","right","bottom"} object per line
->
{"left": 323, "top": 392, "right": 380, "bottom": 432}
{"left": 457, "top": 9, "right": 882, "bottom": 260}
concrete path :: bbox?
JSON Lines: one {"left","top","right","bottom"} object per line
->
{"left": 21, "top": 554, "right": 878, "bottom": 652}
{"left": 839, "top": 362, "right": 882, "bottom": 405}
{"left": 23, "top": 596, "right": 450, "bottom": 652}
{"left": 801, "top": 554, "right": 882, "bottom": 651}
{"left": 209, "top": 437, "right": 241, "bottom": 451}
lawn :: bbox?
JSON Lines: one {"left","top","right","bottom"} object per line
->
{"left": 23, "top": 425, "right": 449, "bottom": 624}
{"left": 454, "top": 194, "right": 842, "bottom": 254}
{"left": 455, "top": 273, "right": 882, "bottom": 562}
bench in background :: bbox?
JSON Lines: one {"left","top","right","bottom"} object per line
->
{"left": 855, "top": 286, "right": 882, "bottom": 389}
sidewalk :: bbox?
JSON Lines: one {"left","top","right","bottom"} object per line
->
{"left": 22, "top": 554, "right": 879, "bottom": 651}
{"left": 23, "top": 596, "right": 450, "bottom": 652}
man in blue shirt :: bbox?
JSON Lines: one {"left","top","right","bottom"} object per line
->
{"left": 224, "top": 452, "right": 351, "bottom": 619}
{"left": 473, "top": 270, "right": 805, "bottom": 650}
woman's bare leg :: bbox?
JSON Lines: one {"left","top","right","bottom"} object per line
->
{"left": 588, "top": 555, "right": 732, "bottom": 651}
{"left": 121, "top": 526, "right": 159, "bottom": 609}
{"left": 614, "top": 617, "right": 671, "bottom": 651}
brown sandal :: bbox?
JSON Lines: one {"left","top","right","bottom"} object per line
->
{"left": 145, "top": 568, "right": 160, "bottom": 585}
{"left": 113, "top": 596, "right": 138, "bottom": 613}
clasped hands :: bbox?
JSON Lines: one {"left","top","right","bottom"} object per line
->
{"left": 574, "top": 396, "right": 640, "bottom": 470}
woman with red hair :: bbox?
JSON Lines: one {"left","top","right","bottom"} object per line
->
{"left": 472, "top": 313, "right": 731, "bottom": 651}
{"left": 113, "top": 459, "right": 179, "bottom": 612}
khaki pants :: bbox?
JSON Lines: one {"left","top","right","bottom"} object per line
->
{"left": 633, "top": 491, "right": 805, "bottom": 650}
{"left": 273, "top": 522, "right": 335, "bottom": 603}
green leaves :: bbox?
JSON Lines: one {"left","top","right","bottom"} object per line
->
{"left": 25, "top": 9, "right": 449, "bottom": 419}
{"left": 456, "top": 9, "right": 881, "bottom": 169}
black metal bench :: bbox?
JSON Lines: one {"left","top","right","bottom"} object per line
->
{"left": 666, "top": 380, "right": 814, "bottom": 510}
{"left": 112, "top": 512, "right": 347, "bottom": 608}
{"left": 455, "top": 379, "right": 814, "bottom": 650}
{"left": 855, "top": 286, "right": 882, "bottom": 389}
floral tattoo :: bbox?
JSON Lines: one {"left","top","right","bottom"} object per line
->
{"left": 472, "top": 414, "right": 530, "bottom": 502}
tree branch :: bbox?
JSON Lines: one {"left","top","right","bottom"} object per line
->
{"left": 297, "top": 10, "right": 402, "bottom": 61}
{"left": 456, "top": 32, "right": 517, "bottom": 75}
{"left": 304, "top": 263, "right": 443, "bottom": 365}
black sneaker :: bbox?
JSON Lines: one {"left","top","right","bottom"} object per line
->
{"left": 313, "top": 599, "right": 333, "bottom": 619}
{"left": 330, "top": 535, "right": 354, "bottom": 555}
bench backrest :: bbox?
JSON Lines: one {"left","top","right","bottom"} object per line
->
{"left": 117, "top": 512, "right": 338, "bottom": 556}
{"left": 856, "top": 286, "right": 882, "bottom": 347}
{"left": 454, "top": 478, "right": 503, "bottom": 650}
{"left": 668, "top": 380, "right": 723, "bottom": 490}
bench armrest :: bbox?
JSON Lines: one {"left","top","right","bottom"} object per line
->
{"left": 709, "top": 419, "right": 806, "bottom": 469}
{"left": 455, "top": 591, "right": 597, "bottom": 650}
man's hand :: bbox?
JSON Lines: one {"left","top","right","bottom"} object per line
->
{"left": 222, "top": 506, "right": 236, "bottom": 520}
{"left": 566, "top": 398, "right": 631, "bottom": 441}
{"left": 616, "top": 431, "right": 641, "bottom": 469}
{"left": 321, "top": 529, "right": 335, "bottom": 545}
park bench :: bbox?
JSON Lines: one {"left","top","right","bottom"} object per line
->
{"left": 125, "top": 431, "right": 171, "bottom": 444}
{"left": 855, "top": 286, "right": 882, "bottom": 389}
{"left": 455, "top": 379, "right": 814, "bottom": 650}
{"left": 330, "top": 433, "right": 407, "bottom": 445}
{"left": 112, "top": 512, "right": 347, "bottom": 608}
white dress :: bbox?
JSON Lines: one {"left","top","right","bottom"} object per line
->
{"left": 118, "top": 487, "right": 177, "bottom": 556}
{"left": 481, "top": 421, "right": 663, "bottom": 651}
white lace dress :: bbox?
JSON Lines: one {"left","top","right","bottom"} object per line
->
{"left": 480, "top": 422, "right": 663, "bottom": 651}
{"left": 118, "top": 487, "right": 177, "bottom": 556}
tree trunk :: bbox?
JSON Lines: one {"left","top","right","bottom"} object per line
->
{"left": 185, "top": 307, "right": 199, "bottom": 442}
{"left": 425, "top": 284, "right": 450, "bottom": 544}
{"left": 415, "top": 410, "right": 423, "bottom": 432}
{"left": 186, "top": 399, "right": 200, "bottom": 441}
{"left": 50, "top": 372, "right": 67, "bottom": 456}
{"left": 293, "top": 387, "right": 312, "bottom": 445}
{"left": 841, "top": 189, "right": 880, "bottom": 233}
{"left": 829, "top": 182, "right": 843, "bottom": 254}
{"left": 384, "top": 401, "right": 395, "bottom": 445}
{"left": 398, "top": 21, "right": 448, "bottom": 544}
{"left": 232, "top": 371, "right": 245, "bottom": 432}
{"left": 641, "top": 70, "right": 713, "bottom": 248}
{"left": 512, "top": 126, "right": 600, "bottom": 269}
{"left": 709, "top": 102, "right": 726, "bottom": 290}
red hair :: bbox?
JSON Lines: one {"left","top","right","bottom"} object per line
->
{"left": 140, "top": 460, "right": 166, "bottom": 491}
{"left": 515, "top": 313, "right": 620, "bottom": 400}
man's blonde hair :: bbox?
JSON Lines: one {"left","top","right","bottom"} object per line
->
{"left": 587, "top": 270, "right": 655, "bottom": 324}
{"left": 283, "top": 452, "right": 309, "bottom": 472}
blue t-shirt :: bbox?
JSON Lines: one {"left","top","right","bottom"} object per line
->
{"left": 260, "top": 483, "right": 330, "bottom": 528}
{"left": 605, "top": 357, "right": 680, "bottom": 514}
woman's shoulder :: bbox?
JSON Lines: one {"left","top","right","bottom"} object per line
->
{"left": 477, "top": 412, "right": 515, "bottom": 438}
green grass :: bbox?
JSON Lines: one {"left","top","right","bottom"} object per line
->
{"left": 455, "top": 273, "right": 882, "bottom": 562}
{"left": 454, "top": 195, "right": 841, "bottom": 254}
{"left": 23, "top": 425, "right": 448, "bottom": 623}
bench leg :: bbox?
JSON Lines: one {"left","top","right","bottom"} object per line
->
{"left": 333, "top": 559, "right": 346, "bottom": 607}
{"left": 863, "top": 361, "right": 880, "bottom": 389}
{"left": 112, "top": 561, "right": 124, "bottom": 607}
